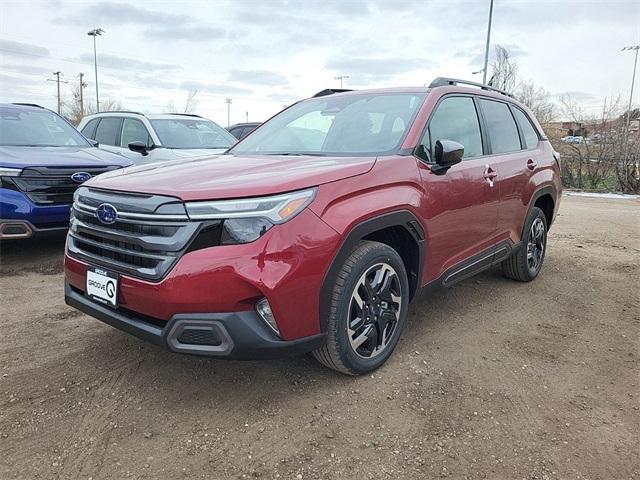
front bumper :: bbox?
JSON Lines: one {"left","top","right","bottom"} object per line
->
{"left": 0, "top": 188, "right": 70, "bottom": 237}
{"left": 65, "top": 282, "right": 326, "bottom": 359}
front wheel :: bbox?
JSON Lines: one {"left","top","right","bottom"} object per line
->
{"left": 502, "top": 206, "right": 548, "bottom": 282}
{"left": 313, "top": 241, "right": 409, "bottom": 375}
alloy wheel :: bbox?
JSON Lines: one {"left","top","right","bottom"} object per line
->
{"left": 527, "top": 217, "right": 545, "bottom": 273}
{"left": 347, "top": 262, "right": 402, "bottom": 358}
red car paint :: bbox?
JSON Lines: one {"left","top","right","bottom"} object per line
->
{"left": 64, "top": 85, "right": 561, "bottom": 351}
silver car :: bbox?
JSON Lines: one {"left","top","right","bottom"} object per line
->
{"left": 77, "top": 112, "right": 236, "bottom": 163}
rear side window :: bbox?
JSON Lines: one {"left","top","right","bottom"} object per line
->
{"left": 512, "top": 108, "right": 539, "bottom": 149}
{"left": 81, "top": 118, "right": 99, "bottom": 139}
{"left": 479, "top": 99, "right": 521, "bottom": 154}
{"left": 424, "top": 96, "right": 483, "bottom": 159}
{"left": 94, "top": 117, "right": 122, "bottom": 146}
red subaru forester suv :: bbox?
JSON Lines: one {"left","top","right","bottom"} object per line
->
{"left": 64, "top": 78, "right": 561, "bottom": 375}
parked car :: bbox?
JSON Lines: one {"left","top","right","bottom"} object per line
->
{"left": 0, "top": 103, "right": 132, "bottom": 240}
{"left": 226, "top": 122, "right": 262, "bottom": 140}
{"left": 78, "top": 112, "right": 236, "bottom": 163}
{"left": 64, "top": 78, "right": 561, "bottom": 374}
{"left": 561, "top": 135, "right": 585, "bottom": 144}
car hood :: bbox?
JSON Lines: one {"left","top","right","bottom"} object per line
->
{"left": 168, "top": 148, "right": 229, "bottom": 158}
{"left": 86, "top": 154, "right": 377, "bottom": 200}
{"left": 0, "top": 146, "right": 132, "bottom": 169}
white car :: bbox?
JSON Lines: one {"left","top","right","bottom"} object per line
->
{"left": 77, "top": 112, "right": 237, "bottom": 163}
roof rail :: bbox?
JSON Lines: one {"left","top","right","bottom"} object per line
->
{"left": 166, "top": 113, "right": 203, "bottom": 118}
{"left": 312, "top": 88, "right": 353, "bottom": 98}
{"left": 91, "top": 110, "right": 146, "bottom": 116}
{"left": 428, "top": 77, "right": 514, "bottom": 98}
{"left": 11, "top": 103, "right": 44, "bottom": 108}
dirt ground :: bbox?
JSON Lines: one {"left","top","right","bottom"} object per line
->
{"left": 0, "top": 195, "right": 638, "bottom": 480}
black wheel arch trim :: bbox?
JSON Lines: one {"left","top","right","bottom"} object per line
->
{"left": 526, "top": 185, "right": 557, "bottom": 232}
{"left": 319, "top": 210, "right": 425, "bottom": 333}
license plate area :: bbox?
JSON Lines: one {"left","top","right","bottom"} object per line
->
{"left": 86, "top": 267, "right": 119, "bottom": 308}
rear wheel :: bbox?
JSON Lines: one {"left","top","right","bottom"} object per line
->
{"left": 502, "top": 206, "right": 547, "bottom": 282}
{"left": 313, "top": 241, "right": 409, "bottom": 375}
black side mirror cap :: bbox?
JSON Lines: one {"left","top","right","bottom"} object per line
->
{"left": 432, "top": 139, "right": 464, "bottom": 175}
{"left": 128, "top": 141, "right": 150, "bottom": 156}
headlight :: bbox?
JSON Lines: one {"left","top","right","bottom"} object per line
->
{"left": 0, "top": 167, "right": 22, "bottom": 177}
{"left": 222, "top": 218, "right": 273, "bottom": 244}
{"left": 185, "top": 188, "right": 316, "bottom": 224}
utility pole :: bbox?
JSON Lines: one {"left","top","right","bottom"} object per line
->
{"left": 225, "top": 98, "right": 232, "bottom": 126}
{"left": 87, "top": 28, "right": 104, "bottom": 112}
{"left": 334, "top": 75, "right": 350, "bottom": 88}
{"left": 47, "top": 71, "right": 68, "bottom": 114}
{"left": 621, "top": 45, "right": 639, "bottom": 186}
{"left": 78, "top": 73, "right": 87, "bottom": 117}
{"left": 245, "top": 111, "right": 249, "bottom": 123}
{"left": 481, "top": 0, "right": 494, "bottom": 84}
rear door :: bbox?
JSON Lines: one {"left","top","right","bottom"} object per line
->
{"left": 416, "top": 95, "right": 501, "bottom": 281}
{"left": 93, "top": 116, "right": 123, "bottom": 156}
{"left": 477, "top": 98, "right": 539, "bottom": 243}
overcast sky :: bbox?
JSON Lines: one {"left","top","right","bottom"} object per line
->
{"left": 1, "top": 0, "right": 638, "bottom": 124}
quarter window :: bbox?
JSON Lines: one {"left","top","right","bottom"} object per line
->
{"left": 94, "top": 117, "right": 122, "bottom": 146}
{"left": 512, "top": 108, "right": 539, "bottom": 149}
{"left": 479, "top": 99, "right": 521, "bottom": 154}
{"left": 81, "top": 118, "right": 99, "bottom": 139}
{"left": 424, "top": 96, "right": 483, "bottom": 159}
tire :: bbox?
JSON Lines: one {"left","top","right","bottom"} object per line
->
{"left": 313, "top": 240, "right": 409, "bottom": 375}
{"left": 502, "top": 206, "right": 548, "bottom": 282}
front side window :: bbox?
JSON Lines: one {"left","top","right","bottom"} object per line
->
{"left": 121, "top": 118, "right": 152, "bottom": 148}
{"left": 150, "top": 119, "right": 235, "bottom": 149}
{"left": 423, "top": 96, "right": 483, "bottom": 159}
{"left": 231, "top": 93, "right": 425, "bottom": 156}
{"left": 479, "top": 99, "right": 521, "bottom": 154}
{"left": 512, "top": 107, "right": 539, "bottom": 149}
{"left": 0, "top": 106, "right": 90, "bottom": 147}
{"left": 94, "top": 117, "right": 122, "bottom": 146}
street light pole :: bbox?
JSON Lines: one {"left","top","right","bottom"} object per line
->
{"left": 87, "top": 28, "right": 104, "bottom": 112}
{"left": 481, "top": 0, "right": 494, "bottom": 85}
{"left": 334, "top": 75, "right": 350, "bottom": 88}
{"left": 621, "top": 45, "right": 639, "bottom": 186}
{"left": 225, "top": 98, "right": 232, "bottom": 126}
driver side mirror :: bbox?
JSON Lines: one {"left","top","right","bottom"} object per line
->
{"left": 87, "top": 138, "right": 99, "bottom": 147}
{"left": 432, "top": 139, "right": 464, "bottom": 175}
{"left": 128, "top": 141, "right": 152, "bottom": 156}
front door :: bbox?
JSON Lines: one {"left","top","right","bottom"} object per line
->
{"left": 415, "top": 95, "right": 500, "bottom": 282}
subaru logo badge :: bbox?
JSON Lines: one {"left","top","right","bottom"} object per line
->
{"left": 96, "top": 203, "right": 117, "bottom": 225}
{"left": 71, "top": 172, "right": 92, "bottom": 183}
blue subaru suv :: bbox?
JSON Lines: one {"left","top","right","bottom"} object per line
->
{"left": 0, "top": 103, "right": 132, "bottom": 239}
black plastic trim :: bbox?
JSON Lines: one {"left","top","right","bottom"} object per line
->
{"left": 65, "top": 282, "right": 326, "bottom": 359}
{"left": 319, "top": 210, "right": 425, "bottom": 332}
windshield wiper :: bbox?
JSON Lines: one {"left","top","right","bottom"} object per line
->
{"left": 263, "top": 152, "right": 328, "bottom": 156}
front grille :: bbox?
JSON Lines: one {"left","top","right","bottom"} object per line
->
{"left": 10, "top": 166, "right": 120, "bottom": 206}
{"left": 67, "top": 187, "right": 208, "bottom": 281}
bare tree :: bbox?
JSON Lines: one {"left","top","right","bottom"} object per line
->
{"left": 183, "top": 88, "right": 199, "bottom": 114}
{"left": 63, "top": 85, "right": 124, "bottom": 125}
{"left": 488, "top": 45, "right": 518, "bottom": 93}
{"left": 516, "top": 80, "right": 555, "bottom": 124}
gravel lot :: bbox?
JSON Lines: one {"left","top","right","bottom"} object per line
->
{"left": 1, "top": 195, "right": 638, "bottom": 480}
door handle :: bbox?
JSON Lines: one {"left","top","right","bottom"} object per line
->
{"left": 483, "top": 165, "right": 497, "bottom": 187}
{"left": 527, "top": 159, "right": 537, "bottom": 170}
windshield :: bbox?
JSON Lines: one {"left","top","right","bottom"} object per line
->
{"left": 230, "top": 92, "right": 425, "bottom": 156}
{"left": 0, "top": 106, "right": 90, "bottom": 147}
{"left": 150, "top": 118, "right": 236, "bottom": 149}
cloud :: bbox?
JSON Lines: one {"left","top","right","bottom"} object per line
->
{"left": 1, "top": 64, "right": 53, "bottom": 76}
{"left": 0, "top": 39, "right": 50, "bottom": 58}
{"left": 178, "top": 81, "right": 254, "bottom": 96}
{"left": 65, "top": 2, "right": 190, "bottom": 25}
{"left": 228, "top": 70, "right": 289, "bottom": 86}
{"left": 325, "top": 57, "right": 433, "bottom": 79}
{"left": 144, "top": 25, "right": 226, "bottom": 41}
{"left": 76, "top": 53, "right": 181, "bottom": 73}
